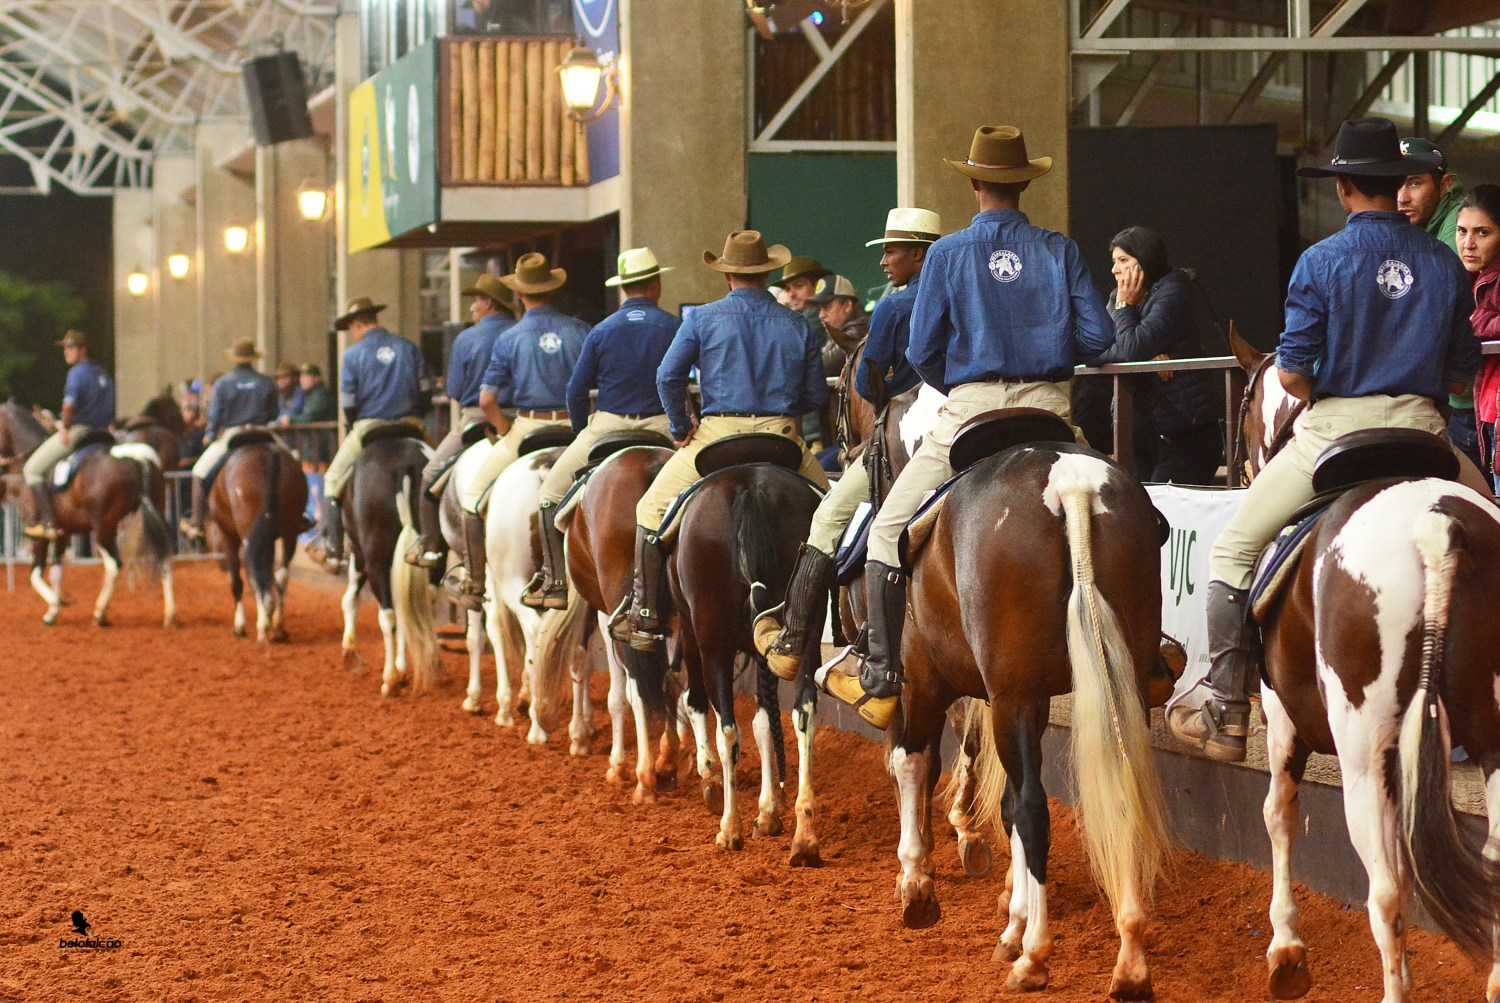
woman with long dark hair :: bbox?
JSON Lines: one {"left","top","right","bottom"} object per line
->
{"left": 1458, "top": 182, "right": 1500, "bottom": 485}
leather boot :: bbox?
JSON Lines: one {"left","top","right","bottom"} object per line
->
{"left": 520, "top": 502, "right": 569, "bottom": 610}
{"left": 1167, "top": 581, "right": 1255, "bottom": 762}
{"left": 452, "top": 510, "right": 488, "bottom": 612}
{"left": 752, "top": 544, "right": 835, "bottom": 681}
{"left": 308, "top": 499, "right": 346, "bottom": 574}
{"left": 821, "top": 561, "right": 905, "bottom": 729}
{"left": 407, "top": 480, "right": 444, "bottom": 568}
{"left": 616, "top": 527, "right": 666, "bottom": 652}
{"left": 24, "top": 483, "right": 57, "bottom": 540}
{"left": 179, "top": 477, "right": 207, "bottom": 543}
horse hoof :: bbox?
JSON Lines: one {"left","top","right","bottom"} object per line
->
{"left": 380, "top": 683, "right": 399, "bottom": 698}
{"left": 233, "top": 625, "right": 247, "bottom": 638}
{"left": 753, "top": 814, "right": 783, "bottom": 839}
{"left": 900, "top": 880, "right": 941, "bottom": 930}
{"left": 1109, "top": 973, "right": 1154, "bottom": 1001}
{"left": 1006, "top": 958, "right": 1049, "bottom": 993}
{"left": 1267, "top": 959, "right": 1311, "bottom": 1000}
{"left": 569, "top": 740, "right": 589, "bottom": 757}
{"left": 631, "top": 784, "right": 657, "bottom": 807}
{"left": 342, "top": 649, "right": 363, "bottom": 674}
{"left": 94, "top": 616, "right": 111, "bottom": 628}
{"left": 42, "top": 611, "right": 59, "bottom": 627}
{"left": 271, "top": 631, "right": 289, "bottom": 644}
{"left": 703, "top": 782, "right": 724, "bottom": 816}
{"left": 462, "top": 698, "right": 482, "bottom": 715}
{"left": 787, "top": 839, "right": 822, "bottom": 868}
{"left": 715, "top": 830, "right": 744, "bottom": 851}
{"left": 654, "top": 769, "right": 678, "bottom": 793}
{"left": 163, "top": 617, "right": 178, "bottom": 629}
{"left": 605, "top": 763, "right": 627, "bottom": 784}
{"left": 959, "top": 835, "right": 994, "bottom": 879}
{"left": 993, "top": 937, "right": 1023, "bottom": 964}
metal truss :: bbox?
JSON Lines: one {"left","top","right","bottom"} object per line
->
{"left": 0, "top": 0, "right": 338, "bottom": 194}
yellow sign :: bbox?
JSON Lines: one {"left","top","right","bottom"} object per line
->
{"left": 347, "top": 78, "right": 390, "bottom": 253}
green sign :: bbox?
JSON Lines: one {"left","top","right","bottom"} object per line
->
{"left": 348, "top": 40, "right": 438, "bottom": 251}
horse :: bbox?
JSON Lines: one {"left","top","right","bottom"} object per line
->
{"left": 0, "top": 402, "right": 175, "bottom": 628}
{"left": 1227, "top": 327, "right": 1500, "bottom": 1003}
{"left": 338, "top": 433, "right": 440, "bottom": 697}
{"left": 121, "top": 387, "right": 187, "bottom": 476}
{"left": 209, "top": 434, "right": 309, "bottom": 642}
{"left": 891, "top": 430, "right": 1172, "bottom": 998}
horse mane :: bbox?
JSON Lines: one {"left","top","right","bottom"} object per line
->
{"left": 1, "top": 400, "right": 46, "bottom": 440}
{"left": 139, "top": 387, "right": 186, "bottom": 436}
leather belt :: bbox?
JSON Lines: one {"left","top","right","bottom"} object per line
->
{"left": 713, "top": 412, "right": 784, "bottom": 419}
{"left": 518, "top": 408, "right": 568, "bottom": 420}
{"left": 614, "top": 412, "right": 661, "bottom": 420}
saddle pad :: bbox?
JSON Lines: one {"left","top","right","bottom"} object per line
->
{"left": 834, "top": 501, "right": 873, "bottom": 586}
{"left": 655, "top": 464, "right": 825, "bottom": 548}
{"left": 50, "top": 443, "right": 108, "bottom": 491}
{"left": 1248, "top": 502, "right": 1332, "bottom": 624}
{"left": 895, "top": 467, "right": 975, "bottom": 572}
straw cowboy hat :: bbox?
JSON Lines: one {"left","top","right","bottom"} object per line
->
{"left": 55, "top": 329, "right": 88, "bottom": 349}
{"left": 1297, "top": 117, "right": 1437, "bottom": 178}
{"left": 704, "top": 230, "right": 792, "bottom": 275}
{"left": 500, "top": 252, "right": 567, "bottom": 295}
{"left": 604, "top": 247, "right": 673, "bottom": 288}
{"left": 224, "top": 338, "right": 263, "bottom": 364}
{"left": 865, "top": 207, "right": 942, "bottom": 247}
{"left": 460, "top": 273, "right": 517, "bottom": 309}
{"left": 334, "top": 297, "right": 387, "bottom": 331}
{"left": 945, "top": 125, "right": 1052, "bottom": 184}
{"left": 774, "top": 255, "right": 831, "bottom": 287}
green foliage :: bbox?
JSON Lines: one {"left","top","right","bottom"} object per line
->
{"left": 0, "top": 271, "right": 87, "bottom": 405}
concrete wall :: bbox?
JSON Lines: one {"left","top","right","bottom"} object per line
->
{"left": 257, "top": 138, "right": 335, "bottom": 373}
{"left": 196, "top": 121, "right": 258, "bottom": 383}
{"left": 150, "top": 155, "right": 199, "bottom": 408}
{"left": 112, "top": 190, "right": 158, "bottom": 413}
{"left": 618, "top": 0, "right": 747, "bottom": 311}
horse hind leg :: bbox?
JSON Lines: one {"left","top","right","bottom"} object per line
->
{"left": 378, "top": 606, "right": 400, "bottom": 696}
{"left": 708, "top": 656, "right": 743, "bottom": 850}
{"left": 160, "top": 557, "right": 177, "bottom": 629}
{"left": 568, "top": 653, "right": 593, "bottom": 757}
{"left": 341, "top": 562, "right": 365, "bottom": 673}
{"left": 227, "top": 542, "right": 246, "bottom": 637}
{"left": 749, "top": 662, "right": 784, "bottom": 839}
{"left": 462, "top": 608, "right": 487, "bottom": 715}
{"left": 1262, "top": 687, "right": 1313, "bottom": 1000}
{"left": 892, "top": 741, "right": 940, "bottom": 929}
{"left": 1485, "top": 767, "right": 1500, "bottom": 1003}
{"left": 93, "top": 542, "right": 122, "bottom": 627}
{"left": 1341, "top": 756, "right": 1412, "bottom": 1001}
{"left": 995, "top": 703, "right": 1053, "bottom": 994}
{"left": 30, "top": 546, "right": 61, "bottom": 626}
{"left": 603, "top": 625, "right": 631, "bottom": 784}
{"left": 788, "top": 671, "right": 821, "bottom": 867}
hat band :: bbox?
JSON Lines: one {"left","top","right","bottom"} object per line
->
{"left": 1331, "top": 154, "right": 1398, "bottom": 166}
{"left": 616, "top": 267, "right": 660, "bottom": 282}
{"left": 966, "top": 158, "right": 1030, "bottom": 170}
{"left": 883, "top": 229, "right": 939, "bottom": 242}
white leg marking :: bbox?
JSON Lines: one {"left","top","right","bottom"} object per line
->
{"left": 751, "top": 706, "right": 780, "bottom": 833}
{"left": 603, "top": 622, "right": 630, "bottom": 781}
{"left": 341, "top": 562, "right": 360, "bottom": 652}
{"left": 1262, "top": 686, "right": 1309, "bottom": 993}
{"left": 463, "top": 609, "right": 485, "bottom": 714}
{"left": 999, "top": 824, "right": 1029, "bottom": 958}
{"left": 715, "top": 722, "right": 742, "bottom": 849}
{"left": 161, "top": 564, "right": 177, "bottom": 627}
{"left": 378, "top": 607, "right": 399, "bottom": 696}
{"left": 94, "top": 549, "right": 120, "bottom": 622}
{"left": 31, "top": 564, "right": 61, "bottom": 624}
{"left": 790, "top": 691, "right": 819, "bottom": 863}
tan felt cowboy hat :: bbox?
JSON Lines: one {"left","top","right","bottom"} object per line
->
{"left": 334, "top": 296, "right": 387, "bottom": 331}
{"left": 224, "top": 338, "right": 264, "bottom": 364}
{"left": 865, "top": 207, "right": 942, "bottom": 247}
{"left": 461, "top": 273, "right": 517, "bottom": 308}
{"left": 605, "top": 247, "right": 673, "bottom": 288}
{"left": 945, "top": 125, "right": 1053, "bottom": 184}
{"left": 275, "top": 361, "right": 298, "bottom": 379}
{"left": 704, "top": 230, "right": 792, "bottom": 275}
{"left": 55, "top": 329, "right": 88, "bottom": 349}
{"left": 773, "top": 255, "right": 831, "bottom": 287}
{"left": 501, "top": 252, "right": 567, "bottom": 295}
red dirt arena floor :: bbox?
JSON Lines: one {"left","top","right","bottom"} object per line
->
{"left": 0, "top": 561, "right": 1485, "bottom": 1002}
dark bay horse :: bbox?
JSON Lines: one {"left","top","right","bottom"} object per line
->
{"left": 0, "top": 402, "right": 175, "bottom": 627}
{"left": 210, "top": 437, "right": 309, "bottom": 642}
{"left": 122, "top": 388, "right": 187, "bottom": 475}
{"left": 1230, "top": 331, "right": 1500, "bottom": 1002}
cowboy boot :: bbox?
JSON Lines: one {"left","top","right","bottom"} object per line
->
{"left": 821, "top": 561, "right": 905, "bottom": 730}
{"left": 309, "top": 499, "right": 346, "bottom": 574}
{"left": 521, "top": 502, "right": 569, "bottom": 610}
{"left": 405, "top": 478, "right": 444, "bottom": 568}
{"left": 179, "top": 477, "right": 207, "bottom": 543}
{"left": 614, "top": 527, "right": 666, "bottom": 652}
{"left": 452, "top": 510, "right": 488, "bottom": 612}
{"left": 24, "top": 483, "right": 57, "bottom": 540}
{"left": 753, "top": 544, "right": 835, "bottom": 681}
{"left": 1167, "top": 581, "right": 1255, "bottom": 762}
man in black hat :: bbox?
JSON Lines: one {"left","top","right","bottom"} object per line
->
{"left": 1169, "top": 117, "right": 1493, "bottom": 762}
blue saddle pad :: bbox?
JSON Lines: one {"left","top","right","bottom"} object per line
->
{"left": 1248, "top": 501, "right": 1333, "bottom": 618}
{"left": 833, "top": 501, "right": 873, "bottom": 585}
{"left": 50, "top": 443, "right": 108, "bottom": 492}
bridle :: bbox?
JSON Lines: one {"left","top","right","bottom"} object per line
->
{"left": 1231, "top": 352, "right": 1305, "bottom": 481}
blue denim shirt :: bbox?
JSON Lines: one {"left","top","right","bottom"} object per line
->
{"left": 856, "top": 273, "right": 921, "bottom": 400}
{"left": 448, "top": 311, "right": 514, "bottom": 407}
{"left": 567, "top": 297, "right": 680, "bottom": 434}
{"left": 278, "top": 385, "right": 303, "bottom": 422}
{"left": 658, "top": 287, "right": 827, "bottom": 442}
{"left": 207, "top": 365, "right": 279, "bottom": 439}
{"left": 339, "top": 327, "right": 432, "bottom": 420}
{"left": 480, "top": 305, "right": 588, "bottom": 409}
{"left": 908, "top": 209, "right": 1114, "bottom": 393}
{"left": 63, "top": 359, "right": 114, "bottom": 428}
{"left": 1277, "top": 210, "right": 1478, "bottom": 400}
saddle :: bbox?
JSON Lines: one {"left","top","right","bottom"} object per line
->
{"left": 655, "top": 463, "right": 825, "bottom": 548}
{"left": 50, "top": 435, "right": 114, "bottom": 491}
{"left": 226, "top": 426, "right": 277, "bottom": 451}
{"left": 587, "top": 429, "right": 673, "bottom": 465}
{"left": 517, "top": 425, "right": 575, "bottom": 457}
{"left": 362, "top": 419, "right": 427, "bottom": 446}
{"left": 460, "top": 421, "right": 495, "bottom": 447}
{"left": 553, "top": 439, "right": 675, "bottom": 530}
{"left": 948, "top": 408, "right": 1076, "bottom": 473}
{"left": 694, "top": 433, "right": 802, "bottom": 476}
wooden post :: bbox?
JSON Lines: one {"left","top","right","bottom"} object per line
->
{"left": 495, "top": 42, "right": 510, "bottom": 181}
{"left": 1112, "top": 374, "right": 1136, "bottom": 475}
{"left": 476, "top": 40, "right": 496, "bottom": 182}
{"left": 508, "top": 40, "right": 525, "bottom": 180}
{"left": 525, "top": 41, "right": 544, "bottom": 181}
{"left": 446, "top": 42, "right": 461, "bottom": 182}
{"left": 541, "top": 40, "right": 561, "bottom": 181}
{"left": 576, "top": 117, "right": 590, "bottom": 186}
{"left": 459, "top": 41, "right": 479, "bottom": 181}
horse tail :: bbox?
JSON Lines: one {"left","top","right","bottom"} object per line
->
{"left": 244, "top": 447, "right": 280, "bottom": 603}
{"left": 732, "top": 484, "right": 784, "bottom": 617}
{"left": 392, "top": 473, "right": 441, "bottom": 690}
{"left": 1058, "top": 472, "right": 1171, "bottom": 914}
{"left": 118, "top": 449, "right": 171, "bottom": 578}
{"left": 1398, "top": 511, "right": 1500, "bottom": 959}
{"left": 955, "top": 697, "right": 1007, "bottom": 834}
{"left": 535, "top": 589, "right": 592, "bottom": 724}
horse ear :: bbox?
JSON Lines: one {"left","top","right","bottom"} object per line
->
{"left": 1226, "top": 321, "right": 1264, "bottom": 374}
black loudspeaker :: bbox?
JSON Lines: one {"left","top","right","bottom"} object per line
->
{"left": 242, "top": 53, "right": 313, "bottom": 146}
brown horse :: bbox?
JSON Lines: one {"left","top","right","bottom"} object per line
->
{"left": 0, "top": 402, "right": 175, "bottom": 627}
{"left": 121, "top": 388, "right": 187, "bottom": 476}
{"left": 210, "top": 437, "right": 309, "bottom": 643}
{"left": 1229, "top": 331, "right": 1500, "bottom": 1002}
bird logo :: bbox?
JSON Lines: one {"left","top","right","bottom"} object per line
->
{"left": 70, "top": 911, "right": 90, "bottom": 936}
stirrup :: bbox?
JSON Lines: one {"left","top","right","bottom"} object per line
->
{"left": 179, "top": 520, "right": 205, "bottom": 543}
{"left": 519, "top": 571, "right": 549, "bottom": 610}
{"left": 752, "top": 604, "right": 803, "bottom": 682}
{"left": 23, "top": 524, "right": 56, "bottom": 541}
{"left": 822, "top": 666, "right": 899, "bottom": 730}
{"left": 1166, "top": 702, "right": 1249, "bottom": 763}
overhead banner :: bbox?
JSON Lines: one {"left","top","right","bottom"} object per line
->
{"left": 347, "top": 40, "right": 439, "bottom": 252}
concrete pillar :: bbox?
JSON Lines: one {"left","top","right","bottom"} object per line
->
{"left": 112, "top": 190, "right": 158, "bottom": 413}
{"left": 619, "top": 0, "right": 747, "bottom": 311}
{"left": 895, "top": 0, "right": 1070, "bottom": 235}
{"left": 152, "top": 155, "right": 199, "bottom": 404}
{"left": 196, "top": 121, "right": 258, "bottom": 382}
{"left": 257, "top": 137, "right": 335, "bottom": 373}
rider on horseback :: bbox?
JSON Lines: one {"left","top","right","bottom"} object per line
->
{"left": 521, "top": 247, "right": 679, "bottom": 611}
{"left": 308, "top": 298, "right": 433, "bottom": 574}
{"left": 407, "top": 274, "right": 516, "bottom": 568}
{"left": 453, "top": 253, "right": 588, "bottom": 611}
{"left": 616, "top": 229, "right": 831, "bottom": 651}
{"left": 22, "top": 330, "right": 115, "bottom": 541}
{"left": 752, "top": 207, "right": 940, "bottom": 679}
{"left": 179, "top": 338, "right": 281, "bottom": 544}
{"left": 1168, "top": 118, "right": 1495, "bottom": 762}
{"left": 820, "top": 126, "right": 1114, "bottom": 729}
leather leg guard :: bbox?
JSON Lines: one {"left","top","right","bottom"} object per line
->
{"left": 179, "top": 477, "right": 207, "bottom": 543}
{"left": 521, "top": 502, "right": 569, "bottom": 610}
{"left": 408, "top": 481, "right": 444, "bottom": 568}
{"left": 25, "top": 483, "right": 57, "bottom": 540}
{"left": 822, "top": 561, "right": 905, "bottom": 730}
{"left": 626, "top": 527, "right": 667, "bottom": 652}
{"left": 454, "top": 510, "right": 488, "bottom": 612}
{"left": 753, "top": 543, "right": 835, "bottom": 681}
{"left": 1167, "top": 581, "right": 1255, "bottom": 762}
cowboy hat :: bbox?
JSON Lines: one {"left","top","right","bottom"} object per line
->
{"left": 275, "top": 361, "right": 298, "bottom": 379}
{"left": 334, "top": 297, "right": 387, "bottom": 331}
{"left": 224, "top": 338, "right": 263, "bottom": 364}
{"left": 55, "top": 330, "right": 87, "bottom": 349}
{"left": 773, "top": 255, "right": 831, "bottom": 287}
{"left": 704, "top": 230, "right": 792, "bottom": 275}
{"left": 605, "top": 247, "right": 673, "bottom": 288}
{"left": 945, "top": 126, "right": 1052, "bottom": 184}
{"left": 865, "top": 207, "right": 942, "bottom": 247}
{"left": 1298, "top": 118, "right": 1438, "bottom": 178}
{"left": 500, "top": 252, "right": 567, "bottom": 295}
{"left": 460, "top": 273, "right": 517, "bottom": 309}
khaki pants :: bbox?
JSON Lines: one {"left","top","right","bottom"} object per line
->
{"left": 460, "top": 415, "right": 572, "bottom": 513}
{"left": 538, "top": 411, "right": 672, "bottom": 505}
{"left": 324, "top": 416, "right": 426, "bottom": 501}
{"left": 635, "top": 415, "right": 830, "bottom": 531}
{"left": 191, "top": 425, "right": 252, "bottom": 480}
{"left": 808, "top": 460, "right": 869, "bottom": 556}
{"left": 422, "top": 405, "right": 487, "bottom": 484}
{"left": 868, "top": 381, "right": 1078, "bottom": 567}
{"left": 22, "top": 425, "right": 98, "bottom": 486}
{"left": 1210, "top": 394, "right": 1493, "bottom": 589}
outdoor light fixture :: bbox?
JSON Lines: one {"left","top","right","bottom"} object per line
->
{"left": 126, "top": 270, "right": 149, "bottom": 296}
{"left": 558, "top": 46, "right": 618, "bottom": 122}
{"left": 223, "top": 224, "right": 250, "bottom": 254}
{"left": 296, "top": 182, "right": 329, "bottom": 222}
{"left": 167, "top": 253, "right": 191, "bottom": 280}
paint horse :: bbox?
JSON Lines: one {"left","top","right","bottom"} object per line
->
{"left": 1229, "top": 328, "right": 1500, "bottom": 1003}
{"left": 0, "top": 402, "right": 175, "bottom": 628}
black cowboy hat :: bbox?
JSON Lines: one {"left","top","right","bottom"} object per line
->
{"left": 1298, "top": 118, "right": 1441, "bottom": 178}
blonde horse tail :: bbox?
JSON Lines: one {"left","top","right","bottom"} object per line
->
{"left": 392, "top": 474, "right": 441, "bottom": 690}
{"left": 532, "top": 583, "right": 591, "bottom": 729}
{"left": 1398, "top": 511, "right": 1500, "bottom": 959}
{"left": 956, "top": 697, "right": 1009, "bottom": 841}
{"left": 1059, "top": 474, "right": 1171, "bottom": 914}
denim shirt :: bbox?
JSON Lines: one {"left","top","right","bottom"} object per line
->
{"left": 566, "top": 297, "right": 680, "bottom": 434}
{"left": 480, "top": 305, "right": 588, "bottom": 409}
{"left": 657, "top": 287, "right": 828, "bottom": 442}
{"left": 207, "top": 365, "right": 279, "bottom": 439}
{"left": 856, "top": 273, "right": 921, "bottom": 400}
{"left": 448, "top": 311, "right": 515, "bottom": 407}
{"left": 1277, "top": 210, "right": 1478, "bottom": 400}
{"left": 340, "top": 327, "right": 432, "bottom": 421}
{"left": 908, "top": 209, "right": 1114, "bottom": 393}
{"left": 63, "top": 359, "right": 114, "bottom": 428}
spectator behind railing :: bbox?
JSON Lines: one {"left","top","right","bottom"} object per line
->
{"left": 1092, "top": 225, "right": 1223, "bottom": 485}
{"left": 1457, "top": 183, "right": 1500, "bottom": 485}
{"left": 281, "top": 363, "right": 337, "bottom": 468}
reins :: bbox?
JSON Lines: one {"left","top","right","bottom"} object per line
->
{"left": 1232, "top": 352, "right": 1305, "bottom": 479}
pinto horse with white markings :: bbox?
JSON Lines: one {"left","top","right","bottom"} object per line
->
{"left": 1229, "top": 328, "right": 1500, "bottom": 1003}
{"left": 209, "top": 434, "right": 308, "bottom": 642}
